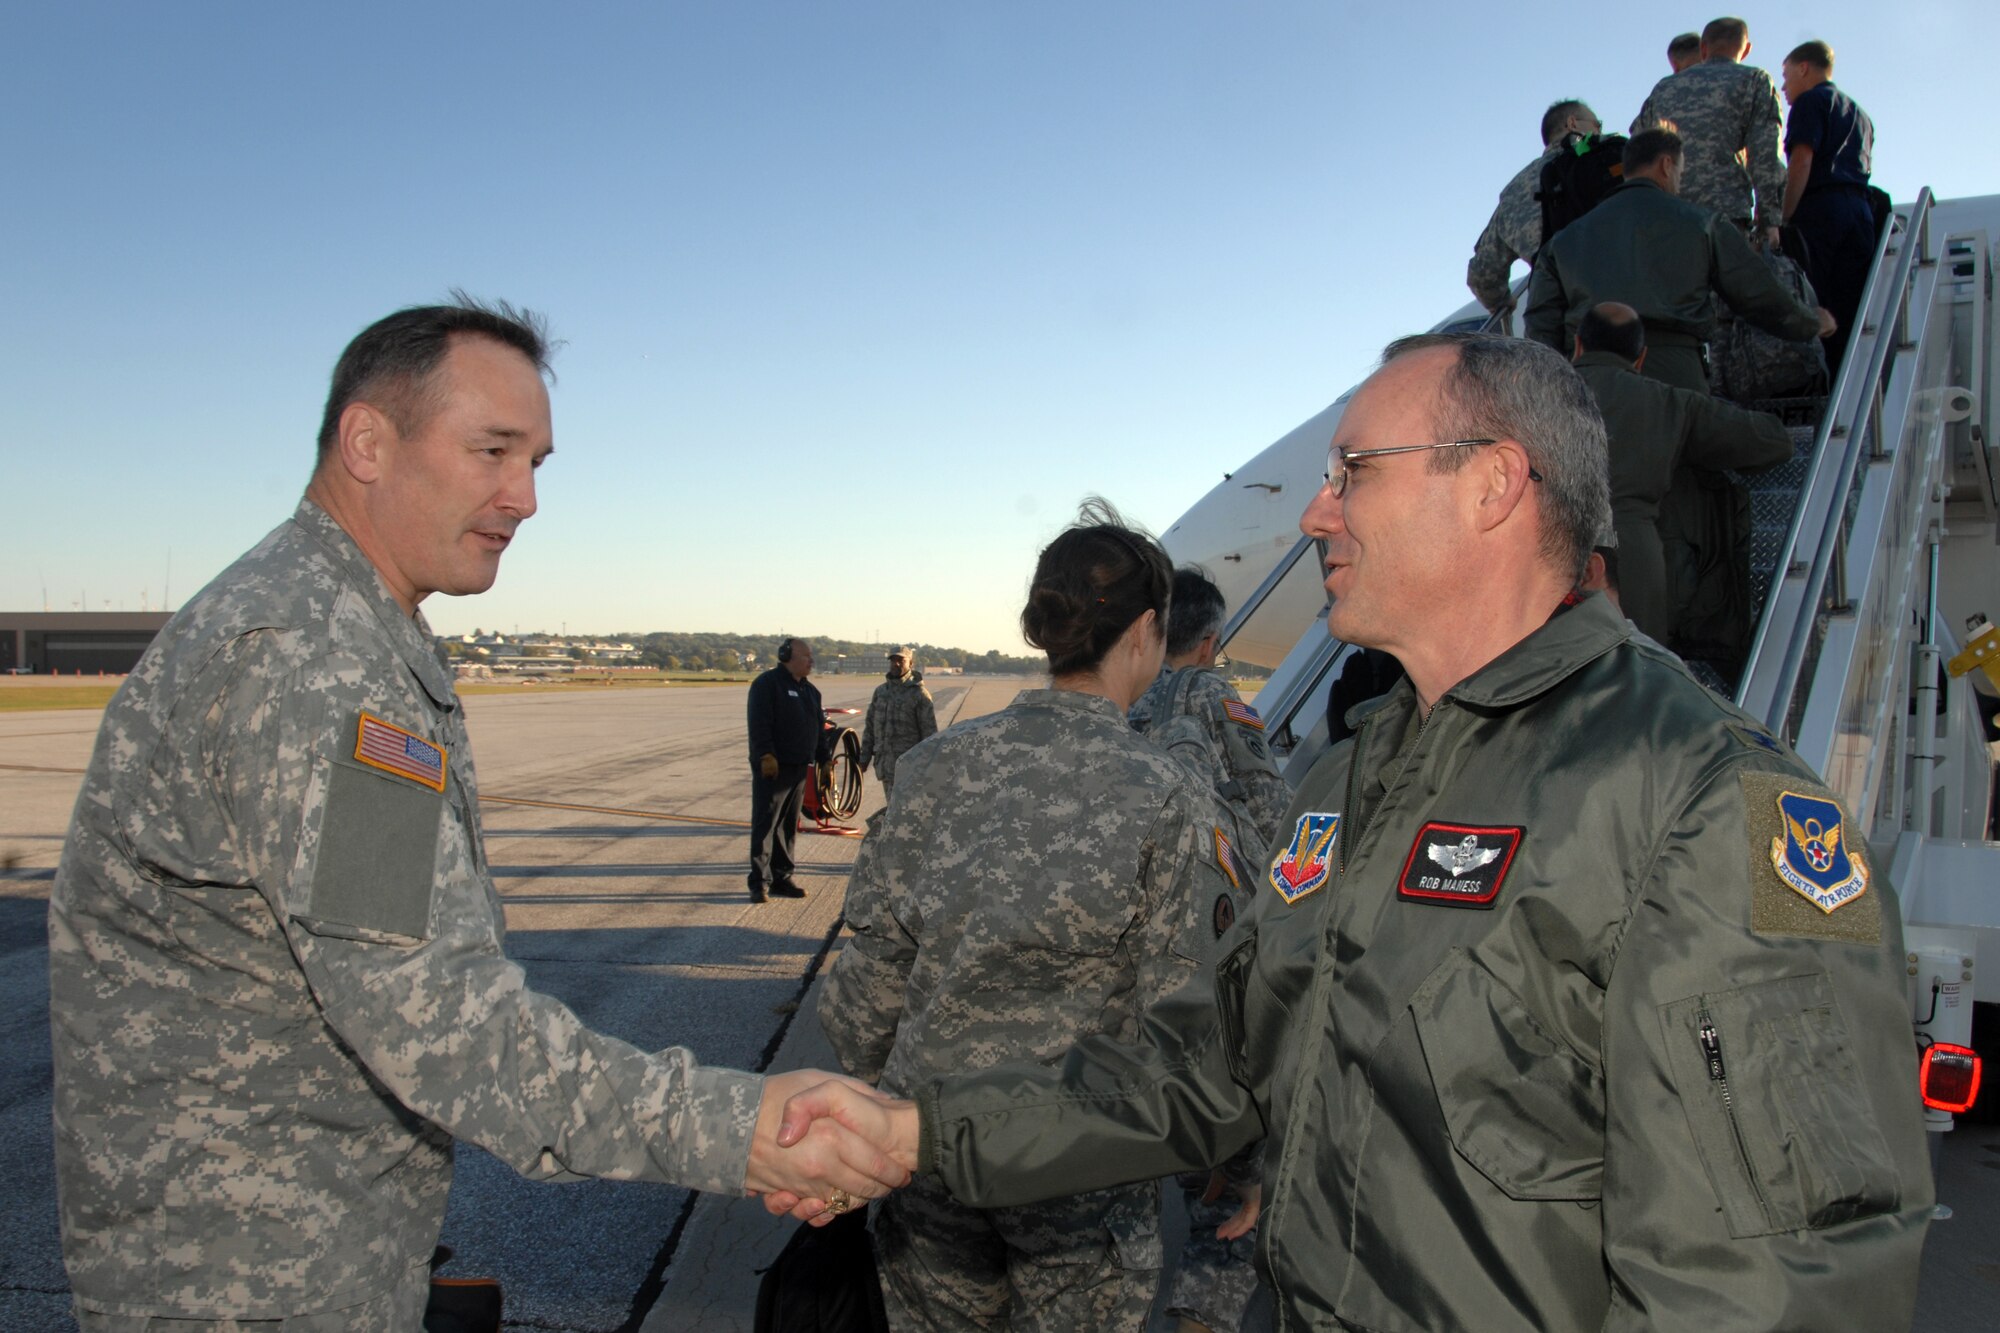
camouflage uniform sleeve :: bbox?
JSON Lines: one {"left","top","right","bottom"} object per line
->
{"left": 1710, "top": 215, "right": 1821, "bottom": 342}
{"left": 1205, "top": 685, "right": 1288, "bottom": 845}
{"left": 1135, "top": 783, "right": 1231, "bottom": 1005}
{"left": 1629, "top": 88, "right": 1661, "bottom": 134}
{"left": 220, "top": 641, "right": 760, "bottom": 1195}
{"left": 1747, "top": 71, "right": 1788, "bottom": 230}
{"left": 916, "top": 686, "right": 937, "bottom": 742}
{"left": 819, "top": 747, "right": 928, "bottom": 1082}
{"left": 1466, "top": 209, "right": 1519, "bottom": 314}
{"left": 860, "top": 685, "right": 882, "bottom": 766}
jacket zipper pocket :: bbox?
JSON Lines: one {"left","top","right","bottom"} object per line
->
{"left": 1698, "top": 1007, "right": 1773, "bottom": 1228}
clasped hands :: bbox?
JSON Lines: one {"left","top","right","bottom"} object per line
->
{"left": 747, "top": 1069, "right": 920, "bottom": 1225}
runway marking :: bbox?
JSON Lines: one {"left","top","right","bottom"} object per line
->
{"left": 480, "top": 794, "right": 751, "bottom": 829}
{"left": 0, "top": 762, "right": 87, "bottom": 775}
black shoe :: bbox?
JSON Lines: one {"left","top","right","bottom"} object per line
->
{"left": 748, "top": 877, "right": 769, "bottom": 904}
{"left": 771, "top": 880, "right": 807, "bottom": 899}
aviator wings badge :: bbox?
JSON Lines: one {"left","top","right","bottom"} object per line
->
{"left": 1770, "top": 790, "right": 1867, "bottom": 912}
{"left": 1268, "top": 812, "right": 1340, "bottom": 905}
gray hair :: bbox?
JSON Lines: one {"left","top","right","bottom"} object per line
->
{"left": 1379, "top": 333, "right": 1611, "bottom": 580}
{"left": 1166, "top": 566, "right": 1227, "bottom": 658}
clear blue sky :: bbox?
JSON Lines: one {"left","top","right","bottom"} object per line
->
{"left": 5, "top": 2, "right": 1990, "bottom": 652}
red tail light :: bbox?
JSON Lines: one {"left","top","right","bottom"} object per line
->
{"left": 1920, "top": 1042, "right": 1982, "bottom": 1113}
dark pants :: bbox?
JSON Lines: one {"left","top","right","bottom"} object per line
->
{"left": 749, "top": 763, "right": 810, "bottom": 889}
{"left": 1792, "top": 188, "right": 1877, "bottom": 380}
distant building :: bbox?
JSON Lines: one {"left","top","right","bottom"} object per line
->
{"left": 0, "top": 612, "right": 173, "bottom": 675}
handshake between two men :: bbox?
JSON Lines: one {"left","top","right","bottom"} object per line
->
{"left": 747, "top": 1072, "right": 918, "bottom": 1221}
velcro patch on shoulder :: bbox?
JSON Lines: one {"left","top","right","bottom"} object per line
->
{"left": 1726, "top": 722, "right": 1786, "bottom": 757}
{"left": 1222, "top": 699, "right": 1265, "bottom": 731}
{"left": 1213, "top": 827, "right": 1242, "bottom": 889}
{"left": 1213, "top": 891, "right": 1237, "bottom": 938}
{"left": 1739, "top": 770, "right": 1881, "bottom": 944}
{"left": 1268, "top": 812, "right": 1339, "bottom": 904}
{"left": 1397, "top": 823, "right": 1523, "bottom": 909}
{"left": 354, "top": 711, "right": 447, "bottom": 791}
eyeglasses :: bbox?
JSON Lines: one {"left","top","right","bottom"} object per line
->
{"left": 1322, "top": 438, "right": 1540, "bottom": 498}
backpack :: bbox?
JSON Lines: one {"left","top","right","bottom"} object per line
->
{"left": 1709, "top": 244, "right": 1829, "bottom": 402}
{"left": 754, "top": 1210, "right": 890, "bottom": 1333}
{"left": 1536, "top": 132, "right": 1629, "bottom": 252}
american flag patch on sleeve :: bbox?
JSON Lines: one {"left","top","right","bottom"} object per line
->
{"left": 1222, "top": 699, "right": 1264, "bottom": 731}
{"left": 354, "top": 712, "right": 447, "bottom": 792}
{"left": 1214, "top": 827, "right": 1241, "bottom": 888}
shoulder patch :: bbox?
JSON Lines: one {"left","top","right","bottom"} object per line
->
{"left": 1213, "top": 827, "right": 1242, "bottom": 889}
{"left": 1397, "top": 822, "right": 1523, "bottom": 909}
{"left": 354, "top": 711, "right": 447, "bottom": 791}
{"left": 1739, "top": 771, "right": 1881, "bottom": 944}
{"left": 1222, "top": 699, "right": 1265, "bottom": 731}
{"left": 1268, "top": 812, "right": 1340, "bottom": 905}
{"left": 1213, "top": 892, "right": 1236, "bottom": 938}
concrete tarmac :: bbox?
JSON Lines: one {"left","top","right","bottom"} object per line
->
{"left": 4, "top": 675, "right": 1997, "bottom": 1331}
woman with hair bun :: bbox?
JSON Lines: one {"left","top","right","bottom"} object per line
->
{"left": 820, "top": 500, "right": 1242, "bottom": 1332}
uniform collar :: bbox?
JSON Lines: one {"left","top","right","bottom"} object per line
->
{"left": 1014, "top": 687, "right": 1129, "bottom": 724}
{"left": 1442, "top": 592, "right": 1629, "bottom": 709}
{"left": 289, "top": 499, "right": 458, "bottom": 712}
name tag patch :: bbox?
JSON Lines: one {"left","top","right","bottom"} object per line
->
{"left": 1268, "top": 812, "right": 1340, "bottom": 905}
{"left": 1398, "top": 822, "right": 1523, "bottom": 909}
{"left": 354, "top": 711, "right": 447, "bottom": 792}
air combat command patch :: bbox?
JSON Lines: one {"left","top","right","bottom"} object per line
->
{"left": 1268, "top": 812, "right": 1339, "bottom": 905}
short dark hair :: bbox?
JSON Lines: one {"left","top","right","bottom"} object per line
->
{"left": 1377, "top": 334, "right": 1611, "bottom": 580}
{"left": 1577, "top": 304, "right": 1647, "bottom": 362}
{"left": 315, "top": 291, "right": 552, "bottom": 460}
{"left": 1540, "top": 99, "right": 1593, "bottom": 147}
{"left": 1668, "top": 32, "right": 1701, "bottom": 61}
{"left": 1786, "top": 40, "right": 1834, "bottom": 72}
{"left": 1165, "top": 566, "right": 1227, "bottom": 658}
{"left": 1701, "top": 17, "right": 1750, "bottom": 54}
{"left": 1623, "top": 126, "right": 1684, "bottom": 176}
{"left": 1021, "top": 499, "right": 1173, "bottom": 677}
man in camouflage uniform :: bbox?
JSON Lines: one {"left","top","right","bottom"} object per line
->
{"left": 1129, "top": 565, "right": 1280, "bottom": 1333}
{"left": 1632, "top": 17, "right": 1787, "bottom": 245}
{"left": 47, "top": 299, "right": 904, "bottom": 1330}
{"left": 1466, "top": 99, "right": 1603, "bottom": 314}
{"left": 860, "top": 647, "right": 937, "bottom": 802}
{"left": 1666, "top": 31, "right": 1701, "bottom": 73}
{"left": 822, "top": 675, "right": 1237, "bottom": 1332}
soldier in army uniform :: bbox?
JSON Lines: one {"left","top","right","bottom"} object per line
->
{"left": 819, "top": 505, "right": 1238, "bottom": 1332}
{"left": 1527, "top": 126, "right": 1834, "bottom": 394}
{"left": 1465, "top": 99, "right": 1603, "bottom": 314}
{"left": 1632, "top": 17, "right": 1788, "bottom": 245}
{"left": 1666, "top": 31, "right": 1701, "bottom": 73}
{"left": 776, "top": 335, "right": 1932, "bottom": 1331}
{"left": 1129, "top": 564, "right": 1280, "bottom": 1333}
{"left": 859, "top": 647, "right": 937, "bottom": 802}
{"left": 47, "top": 299, "right": 906, "bottom": 1331}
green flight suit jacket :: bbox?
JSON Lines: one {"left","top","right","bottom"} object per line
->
{"left": 1526, "top": 179, "right": 1822, "bottom": 353}
{"left": 916, "top": 596, "right": 1931, "bottom": 1331}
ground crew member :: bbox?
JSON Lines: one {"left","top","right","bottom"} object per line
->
{"left": 1572, "top": 301, "right": 1792, "bottom": 643}
{"left": 748, "top": 637, "right": 830, "bottom": 902}
{"left": 1666, "top": 31, "right": 1701, "bottom": 73}
{"left": 1782, "top": 40, "right": 1879, "bottom": 376}
{"left": 45, "top": 299, "right": 907, "bottom": 1331}
{"left": 859, "top": 647, "right": 937, "bottom": 802}
{"left": 775, "top": 334, "right": 1933, "bottom": 1331}
{"left": 1129, "top": 563, "right": 1280, "bottom": 1333}
{"left": 1527, "top": 126, "right": 1834, "bottom": 394}
{"left": 820, "top": 505, "right": 1240, "bottom": 1333}
{"left": 1465, "top": 99, "right": 1603, "bottom": 314}
{"left": 1632, "top": 16, "right": 1788, "bottom": 244}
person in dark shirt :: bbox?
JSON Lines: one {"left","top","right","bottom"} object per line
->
{"left": 1783, "top": 40, "right": 1878, "bottom": 376}
{"left": 747, "top": 637, "right": 830, "bottom": 902}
